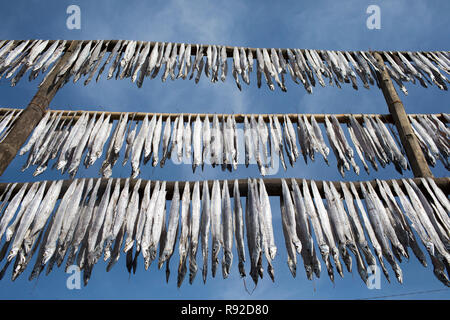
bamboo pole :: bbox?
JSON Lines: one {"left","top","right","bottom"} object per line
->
{"left": 0, "top": 41, "right": 81, "bottom": 177}
{"left": 373, "top": 52, "right": 434, "bottom": 178}
{"left": 0, "top": 177, "right": 447, "bottom": 201}
{"left": 0, "top": 107, "right": 447, "bottom": 124}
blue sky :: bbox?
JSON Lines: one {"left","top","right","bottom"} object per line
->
{"left": 0, "top": 0, "right": 449, "bottom": 299}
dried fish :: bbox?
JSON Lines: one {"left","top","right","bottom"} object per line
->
{"left": 177, "top": 182, "right": 190, "bottom": 287}
{"left": 189, "top": 181, "right": 201, "bottom": 283}
{"left": 220, "top": 180, "right": 233, "bottom": 279}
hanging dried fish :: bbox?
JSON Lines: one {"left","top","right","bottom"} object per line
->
{"left": 137, "top": 179, "right": 156, "bottom": 266}
{"left": 200, "top": 180, "right": 211, "bottom": 284}
{"left": 189, "top": 181, "right": 201, "bottom": 284}
{"left": 160, "top": 115, "right": 172, "bottom": 168}
{"left": 176, "top": 182, "right": 190, "bottom": 287}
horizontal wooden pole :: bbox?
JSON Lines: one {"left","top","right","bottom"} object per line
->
{"left": 0, "top": 177, "right": 448, "bottom": 201}
{"left": 0, "top": 107, "right": 447, "bottom": 124}
{"left": 1, "top": 39, "right": 448, "bottom": 62}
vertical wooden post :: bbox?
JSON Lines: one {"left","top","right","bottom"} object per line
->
{"left": 373, "top": 52, "right": 433, "bottom": 178}
{"left": 0, "top": 41, "right": 80, "bottom": 177}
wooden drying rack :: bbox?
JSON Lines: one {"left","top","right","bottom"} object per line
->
{"left": 0, "top": 40, "right": 446, "bottom": 181}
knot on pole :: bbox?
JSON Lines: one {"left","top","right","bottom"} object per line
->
{"left": 29, "top": 95, "right": 51, "bottom": 114}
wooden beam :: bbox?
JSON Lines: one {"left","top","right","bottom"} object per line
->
{"left": 0, "top": 177, "right": 447, "bottom": 201}
{"left": 1, "top": 107, "right": 447, "bottom": 124}
{"left": 373, "top": 52, "right": 434, "bottom": 178}
{"left": 0, "top": 41, "right": 81, "bottom": 177}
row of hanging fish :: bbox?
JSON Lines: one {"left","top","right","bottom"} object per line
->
{"left": 0, "top": 39, "right": 449, "bottom": 93}
{"left": 0, "top": 109, "right": 22, "bottom": 143}
{"left": 0, "top": 177, "right": 448, "bottom": 287}
{"left": 16, "top": 109, "right": 438, "bottom": 178}
{"left": 409, "top": 114, "right": 450, "bottom": 170}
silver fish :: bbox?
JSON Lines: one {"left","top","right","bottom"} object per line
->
{"left": 71, "top": 40, "right": 93, "bottom": 82}
{"left": 184, "top": 115, "right": 192, "bottom": 160}
{"left": 200, "top": 180, "right": 211, "bottom": 284}
{"left": 243, "top": 115, "right": 252, "bottom": 168}
{"left": 302, "top": 180, "right": 334, "bottom": 282}
{"left": 41, "top": 179, "right": 78, "bottom": 265}
{"left": 132, "top": 41, "right": 151, "bottom": 83}
{"left": 107, "top": 40, "right": 125, "bottom": 80}
{"left": 406, "top": 179, "right": 450, "bottom": 255}
{"left": 146, "top": 42, "right": 159, "bottom": 76}
{"left": 379, "top": 180, "right": 427, "bottom": 266}
{"left": 324, "top": 116, "right": 348, "bottom": 177}
{"left": 84, "top": 41, "right": 109, "bottom": 85}
{"left": 240, "top": 47, "right": 250, "bottom": 85}
{"left": 152, "top": 115, "right": 163, "bottom": 167}
{"left": 176, "top": 43, "right": 186, "bottom": 79}
{"left": 220, "top": 46, "right": 227, "bottom": 82}
{"left": 144, "top": 114, "right": 157, "bottom": 163}
{"left": 135, "top": 180, "right": 151, "bottom": 253}
{"left": 177, "top": 182, "right": 190, "bottom": 287}
{"left": 168, "top": 116, "right": 179, "bottom": 161}
{"left": 86, "top": 178, "right": 112, "bottom": 268}
{"left": 52, "top": 179, "right": 86, "bottom": 266}
{"left": 160, "top": 115, "right": 172, "bottom": 167}
{"left": 281, "top": 179, "right": 302, "bottom": 253}
{"left": 159, "top": 181, "right": 179, "bottom": 271}
{"left": 83, "top": 113, "right": 104, "bottom": 164}
{"left": 19, "top": 111, "right": 51, "bottom": 156}
{"left": 7, "top": 181, "right": 46, "bottom": 262}
{"left": 176, "top": 114, "right": 184, "bottom": 162}
{"left": 123, "top": 179, "right": 142, "bottom": 252}
{"left": 210, "top": 180, "right": 222, "bottom": 278}
{"left": 361, "top": 182, "right": 403, "bottom": 283}
{"left": 221, "top": 180, "right": 233, "bottom": 279}
{"left": 369, "top": 182, "right": 408, "bottom": 261}
{"left": 88, "top": 115, "right": 112, "bottom": 166}
{"left": 291, "top": 179, "right": 315, "bottom": 279}
{"left": 119, "top": 40, "right": 137, "bottom": 76}
{"left": 201, "top": 116, "right": 211, "bottom": 170}
{"left": 323, "top": 182, "right": 353, "bottom": 274}
{"left": 258, "top": 115, "right": 269, "bottom": 168}
{"left": 0, "top": 183, "right": 29, "bottom": 242}
{"left": 131, "top": 116, "right": 149, "bottom": 178}
{"left": 251, "top": 115, "right": 264, "bottom": 175}
{"left": 149, "top": 181, "right": 166, "bottom": 262}
{"left": 280, "top": 188, "right": 297, "bottom": 278}
{"left": 189, "top": 181, "right": 201, "bottom": 283}
{"left": 193, "top": 115, "right": 202, "bottom": 172}
{"left": 311, "top": 180, "right": 344, "bottom": 277}
{"left": 426, "top": 177, "right": 450, "bottom": 214}
{"left": 340, "top": 182, "right": 376, "bottom": 267}
{"left": 65, "top": 178, "right": 95, "bottom": 268}
{"left": 183, "top": 44, "right": 192, "bottom": 79}
{"left": 350, "top": 182, "right": 390, "bottom": 282}
{"left": 247, "top": 179, "right": 262, "bottom": 284}
{"left": 68, "top": 115, "right": 96, "bottom": 177}
{"left": 330, "top": 115, "right": 359, "bottom": 174}
{"left": 233, "top": 180, "right": 246, "bottom": 278}
{"left": 142, "top": 180, "right": 160, "bottom": 269}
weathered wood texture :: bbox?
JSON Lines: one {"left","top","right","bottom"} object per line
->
{"left": 0, "top": 177, "right": 447, "bottom": 201}
{"left": 0, "top": 107, "right": 447, "bottom": 124}
{"left": 0, "top": 41, "right": 81, "bottom": 177}
{"left": 374, "top": 52, "right": 434, "bottom": 178}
